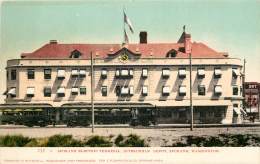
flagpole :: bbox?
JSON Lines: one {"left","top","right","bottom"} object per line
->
{"left": 123, "top": 7, "right": 126, "bottom": 44}
{"left": 91, "top": 51, "right": 95, "bottom": 133}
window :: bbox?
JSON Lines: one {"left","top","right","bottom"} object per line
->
{"left": 101, "top": 68, "right": 107, "bottom": 79}
{"left": 179, "top": 85, "right": 186, "bottom": 96}
{"left": 11, "top": 70, "right": 16, "bottom": 80}
{"left": 27, "top": 69, "right": 35, "bottom": 79}
{"left": 233, "top": 86, "right": 238, "bottom": 95}
{"left": 178, "top": 68, "right": 186, "bottom": 78}
{"left": 26, "top": 87, "right": 35, "bottom": 97}
{"left": 166, "top": 50, "right": 177, "bottom": 58}
{"left": 214, "top": 67, "right": 222, "bottom": 78}
{"left": 57, "top": 87, "right": 65, "bottom": 97}
{"left": 142, "top": 68, "right": 148, "bottom": 78}
{"left": 232, "top": 68, "right": 239, "bottom": 79}
{"left": 142, "top": 86, "right": 148, "bottom": 96}
{"left": 115, "top": 68, "right": 133, "bottom": 79}
{"left": 197, "top": 68, "right": 205, "bottom": 79}
{"left": 162, "top": 86, "right": 170, "bottom": 96}
{"left": 71, "top": 69, "right": 79, "bottom": 77}
{"left": 44, "top": 87, "right": 51, "bottom": 97}
{"left": 44, "top": 69, "right": 51, "bottom": 79}
{"left": 121, "top": 86, "right": 129, "bottom": 96}
{"left": 79, "top": 87, "right": 86, "bottom": 95}
{"left": 57, "top": 69, "right": 65, "bottom": 79}
{"left": 116, "top": 86, "right": 121, "bottom": 96}
{"left": 79, "top": 70, "right": 86, "bottom": 78}
{"left": 101, "top": 86, "right": 107, "bottom": 96}
{"left": 198, "top": 85, "right": 206, "bottom": 96}
{"left": 120, "top": 69, "right": 129, "bottom": 78}
{"left": 214, "top": 85, "right": 222, "bottom": 96}
{"left": 70, "top": 50, "right": 81, "bottom": 58}
{"left": 162, "top": 68, "right": 170, "bottom": 78}
{"left": 71, "top": 87, "right": 79, "bottom": 95}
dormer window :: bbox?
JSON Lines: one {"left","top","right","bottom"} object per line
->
{"left": 70, "top": 50, "right": 81, "bottom": 58}
{"left": 166, "top": 49, "right": 177, "bottom": 58}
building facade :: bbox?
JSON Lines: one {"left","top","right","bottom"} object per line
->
{"left": 1, "top": 31, "right": 244, "bottom": 125}
{"left": 244, "top": 82, "right": 260, "bottom": 120}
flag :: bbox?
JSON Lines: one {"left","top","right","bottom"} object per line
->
{"left": 124, "top": 29, "right": 129, "bottom": 44}
{"left": 124, "top": 10, "right": 134, "bottom": 33}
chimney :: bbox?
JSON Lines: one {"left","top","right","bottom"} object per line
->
{"left": 184, "top": 34, "right": 191, "bottom": 53}
{"left": 50, "top": 40, "right": 58, "bottom": 44}
{"left": 139, "top": 31, "right": 147, "bottom": 44}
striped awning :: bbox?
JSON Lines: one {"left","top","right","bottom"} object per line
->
{"left": 233, "top": 107, "right": 241, "bottom": 115}
{"left": 24, "top": 109, "right": 34, "bottom": 112}
{"left": 14, "top": 109, "right": 23, "bottom": 112}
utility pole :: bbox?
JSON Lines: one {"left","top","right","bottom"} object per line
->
{"left": 242, "top": 59, "right": 246, "bottom": 112}
{"left": 189, "top": 53, "right": 193, "bottom": 131}
{"left": 91, "top": 52, "right": 95, "bottom": 133}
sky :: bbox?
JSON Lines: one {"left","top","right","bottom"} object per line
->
{"left": 0, "top": 0, "right": 260, "bottom": 103}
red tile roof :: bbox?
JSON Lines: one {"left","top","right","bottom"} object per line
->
{"left": 21, "top": 41, "right": 227, "bottom": 59}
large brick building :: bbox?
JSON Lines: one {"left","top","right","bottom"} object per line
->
{"left": 244, "top": 82, "right": 260, "bottom": 120}
{"left": 0, "top": 30, "right": 244, "bottom": 125}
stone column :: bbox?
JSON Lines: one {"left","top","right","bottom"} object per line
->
{"left": 221, "top": 105, "right": 233, "bottom": 124}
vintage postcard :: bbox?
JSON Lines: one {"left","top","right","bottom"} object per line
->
{"left": 0, "top": 0, "right": 259, "bottom": 163}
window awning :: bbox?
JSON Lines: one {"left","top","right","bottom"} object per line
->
{"left": 232, "top": 69, "right": 239, "bottom": 76}
{"left": 79, "top": 70, "right": 86, "bottom": 76}
{"left": 142, "top": 86, "right": 148, "bottom": 94}
{"left": 214, "top": 86, "right": 222, "bottom": 93}
{"left": 178, "top": 69, "right": 186, "bottom": 76}
{"left": 233, "top": 107, "right": 241, "bottom": 114}
{"left": 121, "top": 69, "right": 129, "bottom": 76}
{"left": 179, "top": 86, "right": 187, "bottom": 94}
{"left": 7, "top": 88, "right": 16, "bottom": 96}
{"left": 240, "top": 108, "right": 247, "bottom": 115}
{"left": 57, "top": 69, "right": 65, "bottom": 78}
{"left": 35, "top": 109, "right": 43, "bottom": 112}
{"left": 101, "top": 69, "right": 107, "bottom": 76}
{"left": 163, "top": 86, "right": 170, "bottom": 93}
{"left": 142, "top": 69, "right": 148, "bottom": 77}
{"left": 214, "top": 69, "right": 222, "bottom": 75}
{"left": 57, "top": 87, "right": 65, "bottom": 94}
{"left": 71, "top": 87, "right": 78, "bottom": 93}
{"left": 3, "top": 90, "right": 7, "bottom": 95}
{"left": 162, "top": 69, "right": 170, "bottom": 76}
{"left": 198, "top": 69, "right": 205, "bottom": 76}
{"left": 71, "top": 69, "right": 79, "bottom": 76}
{"left": 26, "top": 87, "right": 35, "bottom": 95}
{"left": 121, "top": 87, "right": 129, "bottom": 94}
